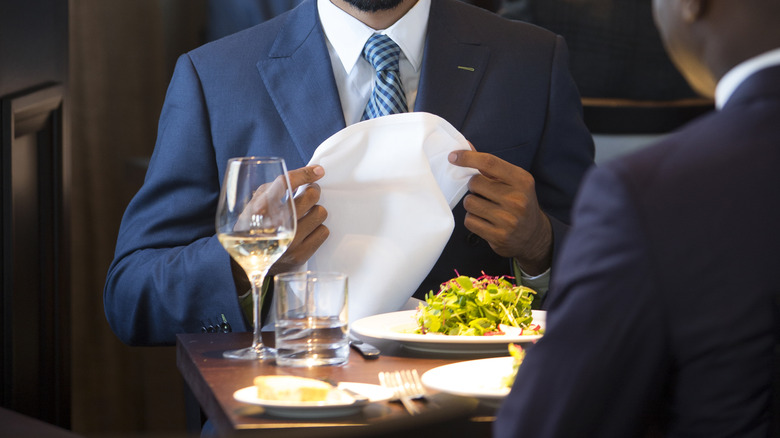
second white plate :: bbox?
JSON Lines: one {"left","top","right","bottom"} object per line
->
{"left": 421, "top": 356, "right": 515, "bottom": 407}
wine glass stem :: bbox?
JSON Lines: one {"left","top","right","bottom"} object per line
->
{"left": 249, "top": 272, "right": 268, "bottom": 351}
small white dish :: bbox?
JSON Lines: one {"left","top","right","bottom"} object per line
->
{"left": 233, "top": 382, "right": 394, "bottom": 418}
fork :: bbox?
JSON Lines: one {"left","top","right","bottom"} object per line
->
{"left": 378, "top": 370, "right": 425, "bottom": 415}
{"left": 398, "top": 369, "right": 426, "bottom": 399}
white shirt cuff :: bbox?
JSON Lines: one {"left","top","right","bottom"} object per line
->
{"left": 513, "top": 258, "right": 550, "bottom": 302}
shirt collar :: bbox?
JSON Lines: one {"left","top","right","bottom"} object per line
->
{"left": 317, "top": 0, "right": 429, "bottom": 75}
{"left": 715, "top": 47, "right": 780, "bottom": 109}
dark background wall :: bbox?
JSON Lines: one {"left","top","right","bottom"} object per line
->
{"left": 0, "top": 1, "right": 68, "bottom": 97}
{"left": 1, "top": 0, "right": 71, "bottom": 429}
{"left": 3, "top": 0, "right": 206, "bottom": 436}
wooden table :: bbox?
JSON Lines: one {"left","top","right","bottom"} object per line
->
{"left": 177, "top": 332, "right": 502, "bottom": 437}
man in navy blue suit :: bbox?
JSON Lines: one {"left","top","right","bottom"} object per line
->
{"left": 104, "top": 0, "right": 594, "bottom": 346}
{"left": 494, "top": 0, "right": 780, "bottom": 436}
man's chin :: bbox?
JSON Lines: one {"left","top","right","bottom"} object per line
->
{"left": 342, "top": 0, "right": 405, "bottom": 12}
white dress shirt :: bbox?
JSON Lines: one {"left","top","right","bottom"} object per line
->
{"left": 715, "top": 47, "right": 780, "bottom": 110}
{"left": 317, "top": 0, "right": 430, "bottom": 126}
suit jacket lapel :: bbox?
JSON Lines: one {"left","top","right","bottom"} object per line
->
{"left": 415, "top": 0, "right": 489, "bottom": 131}
{"left": 256, "top": 0, "right": 346, "bottom": 163}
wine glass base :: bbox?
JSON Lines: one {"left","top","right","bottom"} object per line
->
{"left": 223, "top": 346, "right": 277, "bottom": 360}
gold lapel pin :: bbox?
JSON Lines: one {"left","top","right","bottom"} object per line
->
{"left": 457, "top": 66, "right": 475, "bottom": 72}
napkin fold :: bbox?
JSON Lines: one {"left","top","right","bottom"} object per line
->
{"left": 305, "top": 112, "right": 478, "bottom": 322}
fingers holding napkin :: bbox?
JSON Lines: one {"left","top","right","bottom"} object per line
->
{"left": 305, "top": 112, "right": 478, "bottom": 322}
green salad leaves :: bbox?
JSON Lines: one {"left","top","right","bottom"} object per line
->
{"left": 502, "top": 343, "right": 526, "bottom": 388}
{"left": 415, "top": 274, "right": 537, "bottom": 336}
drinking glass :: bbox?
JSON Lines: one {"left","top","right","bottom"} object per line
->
{"left": 216, "top": 157, "right": 296, "bottom": 360}
{"left": 274, "top": 271, "right": 349, "bottom": 367}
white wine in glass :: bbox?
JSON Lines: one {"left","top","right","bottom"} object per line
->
{"left": 216, "top": 157, "right": 296, "bottom": 360}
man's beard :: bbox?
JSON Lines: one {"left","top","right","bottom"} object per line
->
{"left": 342, "top": 0, "right": 405, "bottom": 12}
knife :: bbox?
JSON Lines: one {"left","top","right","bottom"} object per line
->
{"left": 349, "top": 336, "right": 380, "bottom": 359}
{"left": 337, "top": 384, "right": 370, "bottom": 405}
{"left": 320, "top": 379, "right": 370, "bottom": 405}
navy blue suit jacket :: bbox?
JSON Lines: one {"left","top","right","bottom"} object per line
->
{"left": 104, "top": 0, "right": 594, "bottom": 345}
{"left": 495, "top": 66, "right": 780, "bottom": 437}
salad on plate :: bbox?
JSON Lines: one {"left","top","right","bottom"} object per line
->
{"left": 416, "top": 273, "right": 543, "bottom": 337}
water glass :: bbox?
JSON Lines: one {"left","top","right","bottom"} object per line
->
{"left": 274, "top": 271, "right": 349, "bottom": 367}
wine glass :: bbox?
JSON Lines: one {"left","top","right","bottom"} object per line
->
{"left": 216, "top": 157, "right": 297, "bottom": 360}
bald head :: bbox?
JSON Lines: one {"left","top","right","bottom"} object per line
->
{"left": 653, "top": 0, "right": 780, "bottom": 97}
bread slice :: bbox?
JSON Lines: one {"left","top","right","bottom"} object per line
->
{"left": 254, "top": 375, "right": 336, "bottom": 402}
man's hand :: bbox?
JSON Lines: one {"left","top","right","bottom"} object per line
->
{"left": 269, "top": 165, "right": 330, "bottom": 276}
{"left": 448, "top": 150, "right": 552, "bottom": 275}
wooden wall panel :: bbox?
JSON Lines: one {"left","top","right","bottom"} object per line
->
{"left": 1, "top": 85, "right": 70, "bottom": 428}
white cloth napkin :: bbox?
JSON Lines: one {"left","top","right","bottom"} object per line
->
{"left": 304, "top": 112, "right": 478, "bottom": 322}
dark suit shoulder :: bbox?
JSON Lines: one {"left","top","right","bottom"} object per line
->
{"left": 601, "top": 111, "right": 716, "bottom": 200}
{"left": 606, "top": 97, "right": 779, "bottom": 215}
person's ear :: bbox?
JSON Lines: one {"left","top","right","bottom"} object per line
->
{"left": 681, "top": 0, "right": 706, "bottom": 23}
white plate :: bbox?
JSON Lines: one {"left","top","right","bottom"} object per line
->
{"left": 351, "top": 309, "right": 545, "bottom": 354}
{"left": 233, "top": 382, "right": 394, "bottom": 418}
{"left": 421, "top": 357, "right": 515, "bottom": 407}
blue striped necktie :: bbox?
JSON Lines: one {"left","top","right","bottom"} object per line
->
{"left": 361, "top": 34, "right": 408, "bottom": 120}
